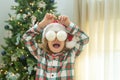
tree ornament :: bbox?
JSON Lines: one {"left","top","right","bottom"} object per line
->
{"left": 1, "top": 50, "right": 6, "bottom": 56}
{"left": 28, "top": 66, "right": 33, "bottom": 74}
{"left": 31, "top": 15, "right": 37, "bottom": 26}
{"left": 4, "top": 25, "right": 10, "bottom": 30}
{"left": 10, "top": 63, "right": 14, "bottom": 67}
{"left": 11, "top": 54, "right": 18, "bottom": 61}
{"left": 19, "top": 55, "right": 27, "bottom": 66}
{"left": 57, "top": 30, "right": 67, "bottom": 41}
{"left": 20, "top": 55, "right": 26, "bottom": 61}
{"left": 38, "top": 1, "right": 46, "bottom": 8}
{"left": 45, "top": 30, "right": 56, "bottom": 41}
{"left": 15, "top": 33, "right": 21, "bottom": 45}
{"left": 0, "top": 63, "right": 6, "bottom": 68}
{"left": 6, "top": 72, "right": 20, "bottom": 80}
{"left": 50, "top": 0, "right": 54, "bottom": 3}
{"left": 14, "top": 0, "right": 18, "bottom": 2}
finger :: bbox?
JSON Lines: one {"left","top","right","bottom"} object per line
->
{"left": 48, "top": 13, "right": 52, "bottom": 18}
{"left": 49, "top": 14, "right": 55, "bottom": 19}
{"left": 58, "top": 16, "right": 63, "bottom": 21}
{"left": 58, "top": 16, "right": 62, "bottom": 23}
{"left": 45, "top": 13, "right": 50, "bottom": 19}
{"left": 59, "top": 16, "right": 67, "bottom": 21}
{"left": 53, "top": 15, "right": 57, "bottom": 19}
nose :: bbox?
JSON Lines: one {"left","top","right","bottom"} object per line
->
{"left": 54, "top": 38, "right": 59, "bottom": 42}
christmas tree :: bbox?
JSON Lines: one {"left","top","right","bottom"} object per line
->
{"left": 0, "top": 0, "right": 57, "bottom": 79}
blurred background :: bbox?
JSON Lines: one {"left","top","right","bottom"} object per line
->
{"left": 0, "top": 0, "right": 120, "bottom": 80}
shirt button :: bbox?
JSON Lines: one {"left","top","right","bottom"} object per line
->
{"left": 52, "top": 74, "right": 54, "bottom": 77}
{"left": 51, "top": 73, "right": 55, "bottom": 78}
{"left": 53, "top": 58, "right": 56, "bottom": 60}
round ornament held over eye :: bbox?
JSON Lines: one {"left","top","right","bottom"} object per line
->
{"left": 45, "top": 30, "right": 56, "bottom": 41}
{"left": 57, "top": 30, "right": 67, "bottom": 41}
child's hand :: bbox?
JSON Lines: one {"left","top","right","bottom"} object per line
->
{"left": 58, "top": 15, "right": 71, "bottom": 27}
{"left": 43, "top": 13, "right": 56, "bottom": 24}
{"left": 38, "top": 13, "right": 55, "bottom": 28}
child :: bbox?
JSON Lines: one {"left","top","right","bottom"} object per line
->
{"left": 23, "top": 13, "right": 89, "bottom": 80}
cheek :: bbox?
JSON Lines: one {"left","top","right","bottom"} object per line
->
{"left": 61, "top": 42, "right": 65, "bottom": 48}
{"left": 48, "top": 41, "right": 52, "bottom": 48}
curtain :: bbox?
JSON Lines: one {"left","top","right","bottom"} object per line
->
{"left": 73, "top": 0, "right": 120, "bottom": 80}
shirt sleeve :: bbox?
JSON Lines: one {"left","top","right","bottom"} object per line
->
{"left": 22, "top": 24, "right": 43, "bottom": 60}
{"left": 66, "top": 22, "right": 89, "bottom": 57}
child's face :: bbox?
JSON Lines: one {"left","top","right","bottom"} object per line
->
{"left": 48, "top": 38, "right": 65, "bottom": 53}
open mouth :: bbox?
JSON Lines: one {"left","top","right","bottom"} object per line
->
{"left": 53, "top": 43, "right": 60, "bottom": 48}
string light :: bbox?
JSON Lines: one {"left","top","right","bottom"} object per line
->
{"left": 24, "top": 67, "right": 27, "bottom": 70}
{"left": 11, "top": 51, "right": 13, "bottom": 53}
{"left": 10, "top": 17, "right": 13, "bottom": 21}
{"left": 22, "top": 47, "right": 24, "bottom": 49}
{"left": 13, "top": 6, "right": 16, "bottom": 9}
{"left": 4, "top": 71, "right": 7, "bottom": 74}
{"left": 21, "top": 52, "right": 24, "bottom": 54}
{"left": 20, "top": 23, "right": 22, "bottom": 26}
{"left": 16, "top": 69, "right": 18, "bottom": 71}
{"left": 0, "top": 69, "right": 3, "bottom": 72}
{"left": 10, "top": 63, "right": 13, "bottom": 66}
{"left": 18, "top": 22, "right": 20, "bottom": 25}
{"left": 30, "top": 2, "right": 34, "bottom": 6}
{"left": 38, "top": 8, "right": 40, "bottom": 10}
{"left": 27, "top": 8, "right": 30, "bottom": 10}
{"left": 31, "top": 11, "right": 33, "bottom": 14}
{"left": 20, "top": 9, "right": 23, "bottom": 12}
{"left": 38, "top": 40, "right": 40, "bottom": 43}
{"left": 12, "top": 73, "right": 15, "bottom": 76}
{"left": 37, "top": 9, "right": 40, "bottom": 12}
{"left": 50, "top": 10, "right": 53, "bottom": 13}
{"left": 28, "top": 75, "right": 30, "bottom": 79}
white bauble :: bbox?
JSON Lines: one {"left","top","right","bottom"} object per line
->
{"left": 45, "top": 31, "right": 56, "bottom": 41}
{"left": 57, "top": 30, "right": 67, "bottom": 41}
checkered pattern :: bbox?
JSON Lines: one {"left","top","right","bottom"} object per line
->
{"left": 23, "top": 22, "right": 89, "bottom": 80}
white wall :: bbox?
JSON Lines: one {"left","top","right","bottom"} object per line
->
{"left": 55, "top": 0, "right": 74, "bottom": 20}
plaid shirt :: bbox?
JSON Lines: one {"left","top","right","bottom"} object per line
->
{"left": 23, "top": 22, "right": 89, "bottom": 80}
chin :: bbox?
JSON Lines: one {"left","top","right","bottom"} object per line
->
{"left": 48, "top": 40, "right": 65, "bottom": 53}
{"left": 51, "top": 48, "right": 63, "bottom": 53}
